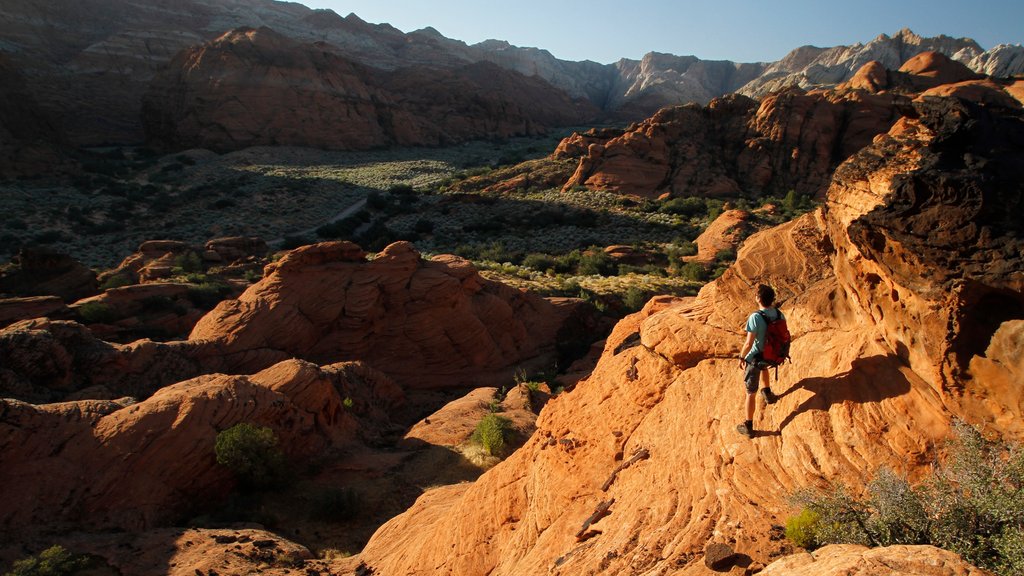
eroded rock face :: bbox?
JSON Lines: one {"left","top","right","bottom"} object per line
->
{"left": 347, "top": 90, "right": 1022, "bottom": 575}
{"left": 190, "top": 241, "right": 579, "bottom": 389}
{"left": 563, "top": 87, "right": 904, "bottom": 199}
{"left": 0, "top": 358, "right": 402, "bottom": 536}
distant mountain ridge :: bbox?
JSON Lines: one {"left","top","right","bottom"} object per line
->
{"left": 0, "top": 0, "right": 1022, "bottom": 154}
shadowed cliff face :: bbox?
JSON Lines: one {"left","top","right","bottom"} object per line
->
{"left": 346, "top": 89, "right": 1023, "bottom": 575}
{"left": 141, "top": 27, "right": 598, "bottom": 152}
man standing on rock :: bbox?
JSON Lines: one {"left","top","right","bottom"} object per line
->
{"left": 737, "top": 284, "right": 780, "bottom": 438}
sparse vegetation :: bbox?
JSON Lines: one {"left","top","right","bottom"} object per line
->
{"left": 214, "top": 423, "right": 288, "bottom": 489}
{"left": 3, "top": 545, "right": 88, "bottom": 576}
{"left": 786, "top": 423, "right": 1024, "bottom": 575}
{"left": 76, "top": 301, "right": 119, "bottom": 324}
{"left": 472, "top": 413, "right": 511, "bottom": 456}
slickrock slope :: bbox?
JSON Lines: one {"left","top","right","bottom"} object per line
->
{"left": 348, "top": 87, "right": 1023, "bottom": 574}
{"left": 190, "top": 241, "right": 582, "bottom": 389}
{"left": 0, "top": 358, "right": 402, "bottom": 535}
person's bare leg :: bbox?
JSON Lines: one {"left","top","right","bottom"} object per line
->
{"left": 746, "top": 391, "right": 756, "bottom": 422}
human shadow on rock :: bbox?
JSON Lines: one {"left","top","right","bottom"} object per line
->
{"left": 776, "top": 354, "right": 912, "bottom": 432}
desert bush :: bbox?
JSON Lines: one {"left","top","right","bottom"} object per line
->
{"left": 187, "top": 281, "right": 231, "bottom": 309}
{"left": 622, "top": 287, "right": 650, "bottom": 312}
{"left": 214, "top": 423, "right": 287, "bottom": 489}
{"left": 99, "top": 273, "right": 132, "bottom": 290}
{"left": 4, "top": 545, "right": 88, "bottom": 576}
{"left": 172, "top": 251, "right": 203, "bottom": 274}
{"left": 676, "top": 261, "right": 709, "bottom": 282}
{"left": 77, "top": 302, "right": 119, "bottom": 324}
{"left": 787, "top": 423, "right": 1024, "bottom": 574}
{"left": 522, "top": 252, "right": 557, "bottom": 273}
{"left": 658, "top": 196, "right": 707, "bottom": 217}
{"left": 577, "top": 250, "right": 616, "bottom": 276}
{"left": 472, "top": 413, "right": 510, "bottom": 456}
{"left": 785, "top": 508, "right": 821, "bottom": 549}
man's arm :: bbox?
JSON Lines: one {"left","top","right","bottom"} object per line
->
{"left": 739, "top": 331, "right": 756, "bottom": 367}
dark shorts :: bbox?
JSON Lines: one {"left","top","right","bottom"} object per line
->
{"left": 744, "top": 361, "right": 767, "bottom": 393}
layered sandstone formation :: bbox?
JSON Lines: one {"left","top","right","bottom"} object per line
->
{"left": 190, "top": 241, "right": 581, "bottom": 389}
{"left": 0, "top": 358, "right": 403, "bottom": 535}
{"left": 560, "top": 54, "right": 1023, "bottom": 200}
{"left": 1, "top": 0, "right": 1021, "bottom": 164}
{"left": 562, "top": 86, "right": 904, "bottom": 199}
{"left": 344, "top": 82, "right": 1023, "bottom": 575}
{"left": 142, "top": 27, "right": 596, "bottom": 152}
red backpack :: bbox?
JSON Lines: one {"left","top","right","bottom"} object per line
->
{"left": 757, "top": 309, "right": 791, "bottom": 366}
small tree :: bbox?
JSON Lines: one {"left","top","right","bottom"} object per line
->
{"left": 4, "top": 545, "right": 87, "bottom": 576}
{"left": 215, "top": 423, "right": 287, "bottom": 489}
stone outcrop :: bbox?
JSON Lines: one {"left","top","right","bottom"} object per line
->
{"left": 0, "top": 247, "right": 98, "bottom": 302}
{"left": 344, "top": 87, "right": 1022, "bottom": 575}
{"left": 190, "top": 241, "right": 581, "bottom": 389}
{"left": 760, "top": 544, "right": 994, "bottom": 575}
{"left": 685, "top": 208, "right": 754, "bottom": 264}
{"left": 563, "top": 86, "right": 905, "bottom": 199}
{"left": 561, "top": 54, "right": 1024, "bottom": 200}
{"left": 0, "top": 358, "right": 403, "bottom": 537}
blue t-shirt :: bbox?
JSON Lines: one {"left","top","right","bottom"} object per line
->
{"left": 745, "top": 307, "right": 783, "bottom": 362}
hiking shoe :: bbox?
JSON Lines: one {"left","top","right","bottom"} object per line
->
{"left": 761, "top": 388, "right": 778, "bottom": 404}
{"left": 736, "top": 423, "right": 754, "bottom": 438}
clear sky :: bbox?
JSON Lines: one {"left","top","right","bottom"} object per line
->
{"left": 295, "top": 0, "right": 1023, "bottom": 64}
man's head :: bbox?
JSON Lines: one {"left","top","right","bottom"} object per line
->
{"left": 757, "top": 284, "right": 775, "bottom": 307}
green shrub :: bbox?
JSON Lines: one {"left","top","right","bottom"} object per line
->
{"left": 99, "top": 273, "right": 132, "bottom": 290}
{"left": 785, "top": 508, "right": 821, "bottom": 549}
{"left": 214, "top": 423, "right": 287, "bottom": 489}
{"left": 4, "top": 545, "right": 88, "bottom": 576}
{"left": 172, "top": 251, "right": 203, "bottom": 274}
{"left": 622, "top": 287, "right": 650, "bottom": 312}
{"left": 787, "top": 423, "right": 1024, "bottom": 574}
{"left": 187, "top": 281, "right": 231, "bottom": 309}
{"left": 77, "top": 302, "right": 119, "bottom": 324}
{"left": 472, "top": 413, "right": 510, "bottom": 456}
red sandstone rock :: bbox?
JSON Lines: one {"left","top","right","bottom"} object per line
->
{"left": 0, "top": 358, "right": 404, "bottom": 536}
{"left": 347, "top": 93, "right": 1023, "bottom": 576}
{"left": 0, "top": 296, "right": 66, "bottom": 328}
{"left": 684, "top": 209, "right": 752, "bottom": 264}
{"left": 845, "top": 61, "right": 890, "bottom": 92}
{"left": 760, "top": 544, "right": 993, "bottom": 575}
{"left": 143, "top": 27, "right": 596, "bottom": 152}
{"left": 899, "top": 51, "right": 980, "bottom": 85}
{"left": 190, "top": 241, "right": 581, "bottom": 389}
{"left": 564, "top": 89, "right": 902, "bottom": 199}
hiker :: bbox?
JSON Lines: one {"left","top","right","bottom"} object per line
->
{"left": 736, "top": 284, "right": 783, "bottom": 438}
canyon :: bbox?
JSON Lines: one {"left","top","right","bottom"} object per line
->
{"left": 1, "top": 1, "right": 1023, "bottom": 573}
{"left": 1, "top": 52, "right": 1023, "bottom": 574}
